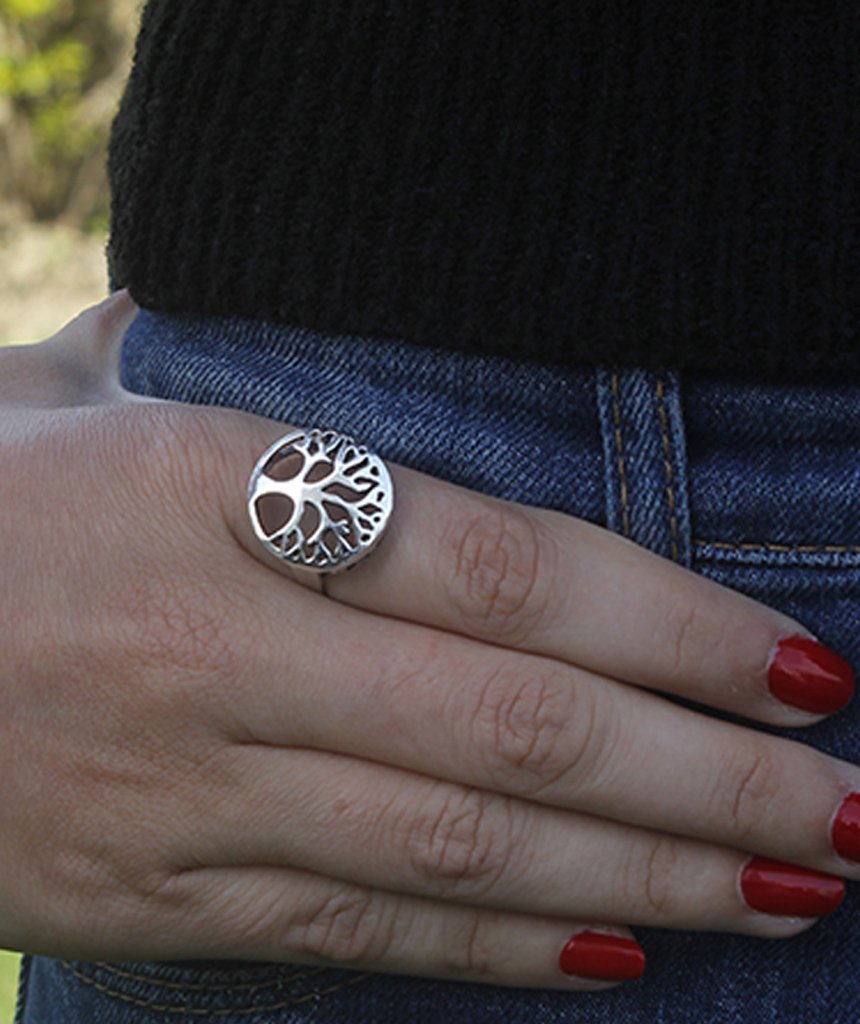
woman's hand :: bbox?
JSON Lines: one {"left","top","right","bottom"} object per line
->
{"left": 1, "top": 293, "right": 858, "bottom": 990}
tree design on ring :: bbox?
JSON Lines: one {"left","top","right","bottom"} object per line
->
{"left": 249, "top": 429, "right": 392, "bottom": 570}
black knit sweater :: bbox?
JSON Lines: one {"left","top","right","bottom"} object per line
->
{"left": 107, "top": 1, "right": 860, "bottom": 377}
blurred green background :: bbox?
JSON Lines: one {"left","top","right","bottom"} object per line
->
{"left": 0, "top": 954, "right": 18, "bottom": 1024}
{"left": 0, "top": 0, "right": 137, "bottom": 347}
{"left": 1, "top": 2, "right": 137, "bottom": 1018}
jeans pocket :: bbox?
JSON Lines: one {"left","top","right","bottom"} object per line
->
{"left": 18, "top": 957, "right": 373, "bottom": 1023}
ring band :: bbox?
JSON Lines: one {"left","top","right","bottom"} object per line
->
{"left": 247, "top": 428, "right": 394, "bottom": 590}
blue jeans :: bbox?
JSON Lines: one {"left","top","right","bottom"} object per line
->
{"left": 16, "top": 311, "right": 860, "bottom": 1022}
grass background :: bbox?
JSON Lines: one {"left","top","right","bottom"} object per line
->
{"left": 0, "top": 952, "right": 21, "bottom": 1023}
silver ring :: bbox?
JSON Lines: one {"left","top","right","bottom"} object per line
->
{"left": 247, "top": 428, "right": 394, "bottom": 591}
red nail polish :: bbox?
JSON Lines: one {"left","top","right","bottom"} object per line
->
{"left": 832, "top": 793, "right": 860, "bottom": 863}
{"left": 559, "top": 931, "right": 645, "bottom": 981}
{"left": 767, "top": 635, "right": 854, "bottom": 714}
{"left": 740, "top": 857, "right": 845, "bottom": 916}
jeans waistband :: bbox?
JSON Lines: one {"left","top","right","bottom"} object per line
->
{"left": 120, "top": 309, "right": 860, "bottom": 572}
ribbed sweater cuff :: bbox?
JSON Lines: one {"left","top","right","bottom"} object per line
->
{"left": 108, "top": 0, "right": 860, "bottom": 377}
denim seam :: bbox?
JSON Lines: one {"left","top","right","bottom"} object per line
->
{"left": 609, "top": 370, "right": 632, "bottom": 537}
{"left": 90, "top": 961, "right": 328, "bottom": 992}
{"left": 59, "top": 961, "right": 370, "bottom": 1015}
{"left": 655, "top": 374, "right": 681, "bottom": 563}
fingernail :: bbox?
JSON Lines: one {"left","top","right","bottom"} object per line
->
{"left": 740, "top": 857, "right": 845, "bottom": 916}
{"left": 832, "top": 793, "right": 860, "bottom": 863}
{"left": 559, "top": 931, "right": 645, "bottom": 981}
{"left": 767, "top": 635, "right": 854, "bottom": 714}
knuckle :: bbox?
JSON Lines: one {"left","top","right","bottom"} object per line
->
{"left": 287, "top": 886, "right": 393, "bottom": 965}
{"left": 443, "top": 504, "right": 553, "bottom": 642}
{"left": 662, "top": 588, "right": 731, "bottom": 684}
{"left": 403, "top": 786, "right": 514, "bottom": 897}
{"left": 128, "top": 405, "right": 233, "bottom": 522}
{"left": 32, "top": 822, "right": 179, "bottom": 928}
{"left": 720, "top": 743, "right": 783, "bottom": 842}
{"left": 626, "top": 834, "right": 683, "bottom": 920}
{"left": 665, "top": 593, "right": 702, "bottom": 678}
{"left": 461, "top": 911, "right": 492, "bottom": 978}
{"left": 471, "top": 666, "right": 601, "bottom": 796}
{"left": 438, "top": 909, "right": 494, "bottom": 980}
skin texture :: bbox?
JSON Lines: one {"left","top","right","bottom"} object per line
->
{"left": 1, "top": 292, "right": 859, "bottom": 991}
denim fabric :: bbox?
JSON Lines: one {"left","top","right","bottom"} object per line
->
{"left": 16, "top": 311, "right": 860, "bottom": 1023}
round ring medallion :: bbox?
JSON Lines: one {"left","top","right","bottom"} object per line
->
{"left": 247, "top": 428, "right": 394, "bottom": 574}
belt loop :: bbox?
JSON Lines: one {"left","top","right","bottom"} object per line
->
{"left": 595, "top": 366, "right": 692, "bottom": 567}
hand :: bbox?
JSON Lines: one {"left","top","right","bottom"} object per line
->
{"left": 1, "top": 294, "right": 858, "bottom": 991}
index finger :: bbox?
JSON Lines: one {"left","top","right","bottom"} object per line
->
{"left": 223, "top": 417, "right": 854, "bottom": 726}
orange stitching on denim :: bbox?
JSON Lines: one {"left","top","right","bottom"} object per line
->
{"left": 610, "top": 370, "right": 631, "bottom": 537}
{"left": 694, "top": 539, "right": 860, "bottom": 554}
{"left": 93, "top": 961, "right": 326, "bottom": 992}
{"left": 655, "top": 375, "right": 680, "bottom": 563}
{"left": 60, "top": 961, "right": 370, "bottom": 1015}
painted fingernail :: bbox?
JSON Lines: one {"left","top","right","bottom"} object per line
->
{"left": 832, "top": 792, "right": 860, "bottom": 863}
{"left": 740, "top": 857, "right": 845, "bottom": 916}
{"left": 559, "top": 931, "right": 645, "bottom": 981}
{"left": 767, "top": 635, "right": 854, "bottom": 714}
